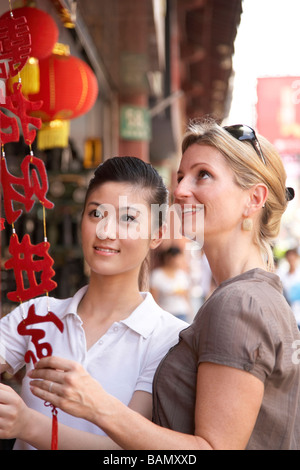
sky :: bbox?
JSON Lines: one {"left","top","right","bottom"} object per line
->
{"left": 226, "top": 0, "right": 300, "bottom": 245}
{"left": 227, "top": 0, "right": 300, "bottom": 125}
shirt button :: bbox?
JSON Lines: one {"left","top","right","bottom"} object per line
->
{"left": 113, "top": 326, "right": 118, "bottom": 332}
{"left": 99, "top": 340, "right": 103, "bottom": 345}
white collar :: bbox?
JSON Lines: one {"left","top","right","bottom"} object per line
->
{"left": 60, "top": 286, "right": 162, "bottom": 339}
{"left": 120, "top": 292, "right": 162, "bottom": 339}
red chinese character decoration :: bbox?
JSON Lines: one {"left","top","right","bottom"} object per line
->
{"left": 0, "top": 4, "right": 94, "bottom": 450}
{"left": 17, "top": 303, "right": 64, "bottom": 451}
{"left": 2, "top": 6, "right": 59, "bottom": 95}
{"left": 17, "top": 304, "right": 64, "bottom": 365}
{"left": 0, "top": 6, "right": 55, "bottom": 305}
{"left": 4, "top": 233, "right": 57, "bottom": 303}
{"left": 0, "top": 13, "right": 31, "bottom": 79}
{"left": 1, "top": 153, "right": 54, "bottom": 224}
{"left": 0, "top": 91, "right": 56, "bottom": 302}
{"left": 1, "top": 81, "right": 42, "bottom": 145}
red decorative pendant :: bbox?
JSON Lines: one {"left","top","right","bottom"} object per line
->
{"left": 0, "top": 14, "right": 31, "bottom": 79}
{"left": 17, "top": 303, "right": 64, "bottom": 364}
{"left": 1, "top": 82, "right": 42, "bottom": 145}
{"left": 1, "top": 153, "right": 54, "bottom": 224}
{"left": 4, "top": 233, "right": 57, "bottom": 302}
{"left": 17, "top": 304, "right": 64, "bottom": 451}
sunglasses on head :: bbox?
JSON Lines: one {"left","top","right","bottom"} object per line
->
{"left": 223, "top": 124, "right": 295, "bottom": 202}
{"left": 223, "top": 124, "right": 266, "bottom": 165}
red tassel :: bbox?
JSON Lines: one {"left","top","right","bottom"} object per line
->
{"left": 51, "top": 406, "right": 58, "bottom": 450}
{"left": 44, "top": 402, "right": 58, "bottom": 450}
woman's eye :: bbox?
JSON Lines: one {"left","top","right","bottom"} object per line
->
{"left": 89, "top": 209, "right": 103, "bottom": 218}
{"left": 120, "top": 214, "right": 136, "bottom": 223}
{"left": 198, "top": 170, "right": 210, "bottom": 179}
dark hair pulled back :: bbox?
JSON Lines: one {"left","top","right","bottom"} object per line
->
{"left": 84, "top": 156, "right": 169, "bottom": 290}
{"left": 85, "top": 156, "right": 168, "bottom": 227}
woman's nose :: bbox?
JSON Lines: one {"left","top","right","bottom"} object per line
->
{"left": 174, "top": 176, "right": 193, "bottom": 200}
{"left": 96, "top": 215, "right": 117, "bottom": 240}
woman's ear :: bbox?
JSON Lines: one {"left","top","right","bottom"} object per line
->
{"left": 150, "top": 223, "right": 167, "bottom": 250}
{"left": 245, "top": 184, "right": 268, "bottom": 217}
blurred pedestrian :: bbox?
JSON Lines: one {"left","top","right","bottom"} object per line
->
{"left": 278, "top": 248, "right": 300, "bottom": 326}
{"left": 150, "top": 246, "right": 192, "bottom": 322}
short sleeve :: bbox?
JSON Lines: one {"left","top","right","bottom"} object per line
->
{"left": 0, "top": 304, "right": 29, "bottom": 374}
{"left": 135, "top": 314, "right": 186, "bottom": 393}
{"left": 193, "top": 286, "right": 276, "bottom": 382}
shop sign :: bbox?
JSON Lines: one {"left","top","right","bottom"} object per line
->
{"left": 120, "top": 105, "right": 151, "bottom": 141}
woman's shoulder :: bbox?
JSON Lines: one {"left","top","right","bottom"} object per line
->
{"left": 211, "top": 268, "right": 281, "bottom": 299}
{"left": 197, "top": 268, "right": 285, "bottom": 325}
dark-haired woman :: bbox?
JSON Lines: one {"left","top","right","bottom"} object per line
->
{"left": 0, "top": 156, "right": 187, "bottom": 450}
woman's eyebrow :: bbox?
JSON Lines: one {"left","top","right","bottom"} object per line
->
{"left": 87, "top": 202, "right": 143, "bottom": 214}
{"left": 87, "top": 201, "right": 100, "bottom": 207}
{"left": 177, "top": 162, "right": 213, "bottom": 175}
{"left": 177, "top": 163, "right": 205, "bottom": 173}
{"left": 119, "top": 205, "right": 141, "bottom": 213}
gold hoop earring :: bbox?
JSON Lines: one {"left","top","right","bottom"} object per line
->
{"left": 242, "top": 218, "right": 253, "bottom": 231}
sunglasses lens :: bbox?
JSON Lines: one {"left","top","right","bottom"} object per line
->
{"left": 223, "top": 124, "right": 266, "bottom": 165}
{"left": 224, "top": 125, "right": 255, "bottom": 141}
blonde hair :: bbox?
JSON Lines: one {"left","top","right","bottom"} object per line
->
{"left": 182, "top": 118, "right": 289, "bottom": 270}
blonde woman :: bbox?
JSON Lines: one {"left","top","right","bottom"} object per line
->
{"left": 29, "top": 119, "right": 300, "bottom": 450}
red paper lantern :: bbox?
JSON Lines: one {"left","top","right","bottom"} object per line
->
{"left": 28, "top": 44, "right": 98, "bottom": 149}
{"left": 29, "top": 45, "right": 98, "bottom": 122}
{"left": 1, "top": 6, "right": 58, "bottom": 60}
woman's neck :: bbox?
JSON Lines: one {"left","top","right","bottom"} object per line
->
{"left": 76, "top": 274, "right": 143, "bottom": 350}
{"left": 203, "top": 236, "right": 266, "bottom": 286}
{"left": 78, "top": 272, "right": 143, "bottom": 322}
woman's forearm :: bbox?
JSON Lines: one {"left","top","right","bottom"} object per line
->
{"left": 18, "top": 407, "right": 122, "bottom": 450}
{"left": 93, "top": 394, "right": 211, "bottom": 450}
{"left": 28, "top": 357, "right": 212, "bottom": 450}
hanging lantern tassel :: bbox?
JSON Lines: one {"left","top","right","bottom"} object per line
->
{"left": 37, "top": 120, "right": 70, "bottom": 150}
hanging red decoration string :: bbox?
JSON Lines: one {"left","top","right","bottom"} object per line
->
{"left": 0, "top": 3, "right": 59, "bottom": 448}
{"left": 0, "top": 4, "right": 97, "bottom": 451}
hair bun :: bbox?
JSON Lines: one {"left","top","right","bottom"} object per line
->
{"left": 286, "top": 187, "right": 295, "bottom": 201}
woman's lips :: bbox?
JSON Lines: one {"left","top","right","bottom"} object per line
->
{"left": 94, "top": 246, "right": 120, "bottom": 255}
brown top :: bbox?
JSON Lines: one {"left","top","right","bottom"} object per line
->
{"left": 152, "top": 269, "right": 300, "bottom": 449}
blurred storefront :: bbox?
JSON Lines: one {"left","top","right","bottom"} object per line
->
{"left": 257, "top": 76, "right": 300, "bottom": 254}
{"left": 0, "top": 0, "right": 242, "bottom": 314}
